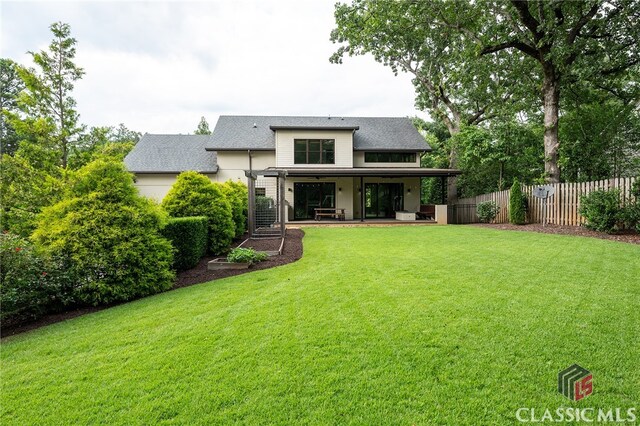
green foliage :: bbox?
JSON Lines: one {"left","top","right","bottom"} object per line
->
{"left": 455, "top": 123, "right": 544, "bottom": 197}
{"left": 0, "top": 232, "right": 75, "bottom": 326}
{"left": 0, "top": 59, "right": 25, "bottom": 156}
{"left": 162, "top": 217, "right": 208, "bottom": 271}
{"left": 578, "top": 189, "right": 622, "bottom": 234}
{"left": 194, "top": 116, "right": 212, "bottom": 135}
{"left": 32, "top": 160, "right": 175, "bottom": 305}
{"left": 619, "top": 203, "right": 640, "bottom": 234}
{"left": 219, "top": 180, "right": 248, "bottom": 238}
{"left": 0, "top": 147, "right": 64, "bottom": 236}
{"left": 161, "top": 171, "right": 234, "bottom": 254}
{"left": 20, "top": 22, "right": 85, "bottom": 168}
{"left": 476, "top": 201, "right": 499, "bottom": 223}
{"left": 68, "top": 125, "right": 138, "bottom": 169}
{"left": 617, "top": 181, "right": 640, "bottom": 233}
{"left": 559, "top": 93, "right": 640, "bottom": 181}
{"left": 226, "top": 247, "right": 268, "bottom": 264}
{"left": 508, "top": 179, "right": 526, "bottom": 225}
{"left": 414, "top": 118, "right": 450, "bottom": 204}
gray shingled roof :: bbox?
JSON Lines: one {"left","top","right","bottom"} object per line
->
{"left": 207, "top": 116, "right": 431, "bottom": 151}
{"left": 124, "top": 134, "right": 218, "bottom": 173}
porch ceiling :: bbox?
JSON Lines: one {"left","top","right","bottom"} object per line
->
{"left": 267, "top": 167, "right": 462, "bottom": 178}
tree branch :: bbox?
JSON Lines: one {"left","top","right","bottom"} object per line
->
{"left": 567, "top": 2, "right": 599, "bottom": 45}
{"left": 510, "top": 0, "right": 542, "bottom": 40}
{"left": 481, "top": 40, "right": 539, "bottom": 60}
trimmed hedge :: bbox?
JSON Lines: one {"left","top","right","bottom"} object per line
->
{"left": 162, "top": 171, "right": 235, "bottom": 254}
{"left": 162, "top": 216, "right": 208, "bottom": 271}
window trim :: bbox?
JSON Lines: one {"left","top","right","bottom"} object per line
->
{"left": 294, "top": 139, "right": 335, "bottom": 164}
{"left": 364, "top": 151, "right": 417, "bottom": 163}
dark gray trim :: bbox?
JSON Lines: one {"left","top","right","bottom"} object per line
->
{"left": 205, "top": 148, "right": 275, "bottom": 152}
{"left": 269, "top": 125, "right": 359, "bottom": 131}
{"left": 355, "top": 148, "right": 432, "bottom": 152}
{"left": 132, "top": 169, "right": 218, "bottom": 174}
{"left": 270, "top": 167, "right": 462, "bottom": 178}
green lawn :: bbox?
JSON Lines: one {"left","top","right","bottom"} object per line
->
{"left": 1, "top": 226, "right": 639, "bottom": 425}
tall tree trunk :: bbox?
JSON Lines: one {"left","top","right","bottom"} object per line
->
{"left": 542, "top": 69, "right": 561, "bottom": 183}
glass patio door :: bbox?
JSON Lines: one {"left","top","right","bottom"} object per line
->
{"left": 365, "top": 183, "right": 404, "bottom": 218}
{"left": 293, "top": 183, "right": 336, "bottom": 220}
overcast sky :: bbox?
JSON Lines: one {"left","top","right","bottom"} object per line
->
{"left": 1, "top": 0, "right": 427, "bottom": 134}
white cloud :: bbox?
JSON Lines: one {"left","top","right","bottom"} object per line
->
{"left": 1, "top": 0, "right": 428, "bottom": 134}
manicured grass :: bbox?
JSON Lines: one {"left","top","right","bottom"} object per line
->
{"left": 2, "top": 226, "right": 639, "bottom": 425}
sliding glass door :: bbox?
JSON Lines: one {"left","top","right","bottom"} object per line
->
{"left": 293, "top": 183, "right": 336, "bottom": 220}
{"left": 365, "top": 183, "right": 404, "bottom": 218}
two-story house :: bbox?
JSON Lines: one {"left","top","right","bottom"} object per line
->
{"left": 124, "top": 115, "right": 460, "bottom": 222}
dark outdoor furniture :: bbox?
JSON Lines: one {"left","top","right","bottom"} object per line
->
{"left": 416, "top": 204, "right": 435, "bottom": 220}
{"left": 314, "top": 208, "right": 346, "bottom": 221}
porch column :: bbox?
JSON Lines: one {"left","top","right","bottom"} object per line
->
{"left": 248, "top": 176, "right": 256, "bottom": 238}
{"left": 279, "top": 176, "right": 286, "bottom": 237}
{"left": 360, "top": 176, "right": 364, "bottom": 222}
{"left": 440, "top": 176, "right": 446, "bottom": 204}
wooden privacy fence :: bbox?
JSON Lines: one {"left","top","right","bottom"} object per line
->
{"left": 455, "top": 177, "right": 637, "bottom": 226}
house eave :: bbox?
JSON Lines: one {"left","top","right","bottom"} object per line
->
{"left": 265, "top": 167, "right": 462, "bottom": 178}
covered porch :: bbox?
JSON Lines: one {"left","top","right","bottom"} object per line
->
{"left": 262, "top": 167, "right": 461, "bottom": 224}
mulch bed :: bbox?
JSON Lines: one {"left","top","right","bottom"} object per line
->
{"left": 474, "top": 223, "right": 640, "bottom": 245}
{"left": 2, "top": 229, "right": 304, "bottom": 338}
{"left": 174, "top": 229, "right": 304, "bottom": 288}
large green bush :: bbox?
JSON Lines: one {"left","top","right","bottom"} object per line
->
{"left": 509, "top": 179, "right": 527, "bottom": 225}
{"left": 476, "top": 201, "right": 499, "bottom": 223}
{"left": 579, "top": 189, "right": 622, "bottom": 234}
{"left": 162, "top": 216, "right": 208, "bottom": 271}
{"left": 219, "top": 180, "right": 248, "bottom": 238}
{"left": 32, "top": 160, "right": 175, "bottom": 305}
{"left": 162, "top": 171, "right": 235, "bottom": 254}
{"left": 0, "top": 232, "right": 76, "bottom": 326}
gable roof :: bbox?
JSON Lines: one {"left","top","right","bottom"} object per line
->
{"left": 207, "top": 115, "right": 431, "bottom": 152}
{"left": 123, "top": 134, "right": 218, "bottom": 173}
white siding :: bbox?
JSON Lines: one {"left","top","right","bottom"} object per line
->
{"left": 215, "top": 151, "right": 275, "bottom": 182}
{"left": 134, "top": 173, "right": 217, "bottom": 202}
{"left": 275, "top": 130, "right": 353, "bottom": 168}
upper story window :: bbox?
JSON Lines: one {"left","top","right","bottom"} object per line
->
{"left": 364, "top": 152, "right": 417, "bottom": 163}
{"left": 294, "top": 139, "right": 335, "bottom": 164}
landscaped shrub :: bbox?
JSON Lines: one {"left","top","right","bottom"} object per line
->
{"left": 226, "top": 247, "right": 268, "bottom": 264}
{"left": 162, "top": 216, "right": 208, "bottom": 271}
{"left": 255, "top": 196, "right": 277, "bottom": 228}
{"left": 32, "top": 160, "right": 175, "bottom": 305}
{"left": 0, "top": 232, "right": 76, "bottom": 326}
{"left": 162, "top": 171, "right": 234, "bottom": 254}
{"left": 509, "top": 179, "right": 527, "bottom": 225}
{"left": 476, "top": 201, "right": 499, "bottom": 223}
{"left": 579, "top": 189, "right": 621, "bottom": 233}
{"left": 219, "top": 180, "right": 248, "bottom": 238}
{"left": 619, "top": 203, "right": 640, "bottom": 233}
